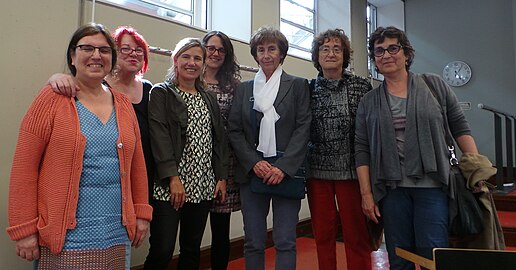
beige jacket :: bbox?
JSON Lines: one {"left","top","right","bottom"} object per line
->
{"left": 452, "top": 153, "right": 505, "bottom": 250}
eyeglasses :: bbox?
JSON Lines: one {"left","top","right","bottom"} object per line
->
{"left": 119, "top": 46, "right": 145, "bottom": 56}
{"left": 206, "top": 45, "right": 226, "bottom": 55}
{"left": 75, "top": 44, "right": 113, "bottom": 55}
{"left": 373, "top": 44, "right": 403, "bottom": 57}
{"left": 319, "top": 46, "right": 343, "bottom": 55}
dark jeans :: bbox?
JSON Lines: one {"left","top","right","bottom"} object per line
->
{"left": 210, "top": 212, "right": 231, "bottom": 270}
{"left": 144, "top": 200, "right": 211, "bottom": 270}
{"left": 381, "top": 187, "right": 449, "bottom": 270}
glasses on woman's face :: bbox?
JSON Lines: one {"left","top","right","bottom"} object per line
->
{"left": 373, "top": 44, "right": 403, "bottom": 57}
{"left": 206, "top": 45, "right": 226, "bottom": 55}
{"left": 119, "top": 46, "right": 145, "bottom": 56}
{"left": 75, "top": 44, "right": 113, "bottom": 55}
{"left": 319, "top": 46, "right": 343, "bottom": 55}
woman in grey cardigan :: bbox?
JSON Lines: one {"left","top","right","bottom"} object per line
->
{"left": 355, "top": 26, "right": 479, "bottom": 270}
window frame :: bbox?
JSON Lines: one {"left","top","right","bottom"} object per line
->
{"left": 367, "top": 2, "right": 378, "bottom": 78}
{"left": 98, "top": 0, "right": 206, "bottom": 29}
{"left": 280, "top": 0, "right": 317, "bottom": 59}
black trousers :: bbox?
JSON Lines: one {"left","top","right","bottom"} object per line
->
{"left": 210, "top": 212, "right": 232, "bottom": 270}
{"left": 144, "top": 200, "right": 211, "bottom": 270}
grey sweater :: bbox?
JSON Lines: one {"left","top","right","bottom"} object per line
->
{"left": 354, "top": 72, "right": 471, "bottom": 202}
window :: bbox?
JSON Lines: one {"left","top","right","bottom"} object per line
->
{"left": 280, "top": 0, "right": 316, "bottom": 59}
{"left": 367, "top": 2, "right": 378, "bottom": 78}
{"left": 102, "top": 0, "right": 207, "bottom": 28}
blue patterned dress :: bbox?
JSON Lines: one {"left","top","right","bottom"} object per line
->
{"left": 38, "top": 100, "right": 129, "bottom": 269}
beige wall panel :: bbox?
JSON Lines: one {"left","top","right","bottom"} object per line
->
{"left": 0, "top": 0, "right": 80, "bottom": 269}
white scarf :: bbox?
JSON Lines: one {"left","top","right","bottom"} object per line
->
{"left": 253, "top": 65, "right": 283, "bottom": 157}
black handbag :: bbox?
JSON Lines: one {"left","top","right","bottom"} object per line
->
{"left": 449, "top": 165, "right": 484, "bottom": 236}
{"left": 248, "top": 97, "right": 306, "bottom": 200}
{"left": 250, "top": 152, "right": 306, "bottom": 200}
{"left": 422, "top": 75, "right": 484, "bottom": 236}
{"left": 366, "top": 217, "right": 384, "bottom": 251}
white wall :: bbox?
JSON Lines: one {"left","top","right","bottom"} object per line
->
{"left": 210, "top": 0, "right": 251, "bottom": 42}
{"left": 318, "top": 0, "right": 351, "bottom": 36}
{"left": 376, "top": 1, "right": 404, "bottom": 30}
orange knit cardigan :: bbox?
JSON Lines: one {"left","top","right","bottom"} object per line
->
{"left": 7, "top": 86, "right": 153, "bottom": 254}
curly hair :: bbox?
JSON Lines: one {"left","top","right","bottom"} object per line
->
{"left": 311, "top": 28, "right": 352, "bottom": 76}
{"left": 202, "top": 31, "right": 241, "bottom": 91}
{"left": 368, "top": 26, "right": 415, "bottom": 71}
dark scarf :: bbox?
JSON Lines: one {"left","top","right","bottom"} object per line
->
{"left": 377, "top": 73, "right": 449, "bottom": 183}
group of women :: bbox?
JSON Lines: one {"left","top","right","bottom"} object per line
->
{"left": 7, "top": 20, "right": 480, "bottom": 270}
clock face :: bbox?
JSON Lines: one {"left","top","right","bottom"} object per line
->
{"left": 443, "top": 61, "right": 472, "bottom": 87}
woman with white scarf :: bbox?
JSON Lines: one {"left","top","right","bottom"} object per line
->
{"left": 228, "top": 26, "right": 311, "bottom": 270}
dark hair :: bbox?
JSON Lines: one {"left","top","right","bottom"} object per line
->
{"left": 202, "top": 31, "right": 241, "bottom": 91}
{"left": 67, "top": 23, "right": 117, "bottom": 76}
{"left": 368, "top": 26, "right": 415, "bottom": 71}
{"left": 249, "top": 26, "right": 289, "bottom": 64}
{"left": 113, "top": 26, "right": 149, "bottom": 75}
{"left": 165, "top": 38, "right": 206, "bottom": 91}
{"left": 311, "top": 28, "right": 352, "bottom": 76}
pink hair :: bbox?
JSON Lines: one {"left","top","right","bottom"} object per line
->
{"left": 113, "top": 26, "right": 149, "bottom": 75}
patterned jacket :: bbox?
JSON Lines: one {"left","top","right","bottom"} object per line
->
{"left": 308, "top": 73, "right": 372, "bottom": 180}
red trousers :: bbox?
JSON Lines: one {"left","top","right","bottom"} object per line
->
{"left": 307, "top": 179, "right": 372, "bottom": 270}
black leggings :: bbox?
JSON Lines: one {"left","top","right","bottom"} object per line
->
{"left": 144, "top": 200, "right": 211, "bottom": 270}
{"left": 210, "top": 212, "right": 231, "bottom": 270}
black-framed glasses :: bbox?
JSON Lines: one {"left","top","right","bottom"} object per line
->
{"left": 119, "top": 46, "right": 145, "bottom": 56}
{"left": 206, "top": 45, "right": 226, "bottom": 55}
{"left": 373, "top": 44, "right": 403, "bottom": 57}
{"left": 319, "top": 46, "right": 343, "bottom": 55}
{"left": 75, "top": 44, "right": 113, "bottom": 55}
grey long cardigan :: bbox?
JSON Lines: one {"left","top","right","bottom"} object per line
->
{"left": 354, "top": 72, "right": 471, "bottom": 202}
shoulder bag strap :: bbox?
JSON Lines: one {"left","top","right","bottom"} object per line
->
{"left": 422, "top": 74, "right": 459, "bottom": 165}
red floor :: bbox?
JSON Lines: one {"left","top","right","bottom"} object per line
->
{"left": 226, "top": 197, "right": 516, "bottom": 270}
{"left": 227, "top": 236, "right": 516, "bottom": 270}
{"left": 227, "top": 237, "right": 389, "bottom": 270}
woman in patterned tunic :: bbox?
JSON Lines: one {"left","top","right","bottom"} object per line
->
{"left": 7, "top": 23, "right": 152, "bottom": 270}
{"left": 202, "top": 30, "right": 241, "bottom": 270}
{"left": 307, "top": 28, "right": 373, "bottom": 270}
{"left": 144, "top": 38, "right": 228, "bottom": 270}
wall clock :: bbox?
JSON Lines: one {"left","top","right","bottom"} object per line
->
{"left": 442, "top": 61, "right": 472, "bottom": 87}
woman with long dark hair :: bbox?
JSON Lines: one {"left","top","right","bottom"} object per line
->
{"left": 202, "top": 30, "right": 241, "bottom": 270}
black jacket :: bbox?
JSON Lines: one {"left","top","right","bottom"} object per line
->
{"left": 149, "top": 82, "right": 228, "bottom": 187}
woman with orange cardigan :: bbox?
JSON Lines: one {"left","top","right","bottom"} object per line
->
{"left": 6, "top": 23, "right": 152, "bottom": 269}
